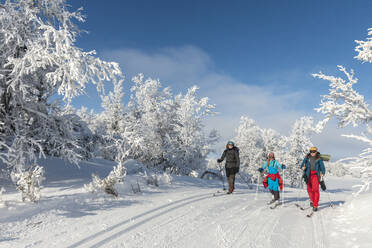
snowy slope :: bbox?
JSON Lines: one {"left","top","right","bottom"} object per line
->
{"left": 0, "top": 158, "right": 371, "bottom": 248}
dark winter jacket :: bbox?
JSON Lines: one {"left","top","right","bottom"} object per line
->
{"left": 219, "top": 147, "right": 240, "bottom": 169}
{"left": 300, "top": 152, "right": 326, "bottom": 180}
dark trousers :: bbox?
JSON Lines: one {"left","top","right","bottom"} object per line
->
{"left": 270, "top": 190, "right": 280, "bottom": 200}
{"left": 225, "top": 167, "right": 238, "bottom": 192}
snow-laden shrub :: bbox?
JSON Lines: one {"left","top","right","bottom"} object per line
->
{"left": 145, "top": 172, "right": 159, "bottom": 187}
{"left": 189, "top": 170, "right": 199, "bottom": 178}
{"left": 11, "top": 165, "right": 45, "bottom": 202}
{"left": 84, "top": 162, "right": 126, "bottom": 197}
{"left": 159, "top": 172, "right": 172, "bottom": 185}
{"left": 144, "top": 172, "right": 172, "bottom": 187}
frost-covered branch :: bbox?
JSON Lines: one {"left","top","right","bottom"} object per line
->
{"left": 313, "top": 66, "right": 372, "bottom": 128}
{"left": 355, "top": 28, "right": 372, "bottom": 63}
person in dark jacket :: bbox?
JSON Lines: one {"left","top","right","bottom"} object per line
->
{"left": 301, "top": 146, "right": 326, "bottom": 212}
{"left": 217, "top": 141, "right": 240, "bottom": 194}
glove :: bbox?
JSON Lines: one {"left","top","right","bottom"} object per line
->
{"left": 258, "top": 168, "right": 264, "bottom": 173}
{"left": 282, "top": 164, "right": 286, "bottom": 169}
{"left": 217, "top": 159, "right": 222, "bottom": 163}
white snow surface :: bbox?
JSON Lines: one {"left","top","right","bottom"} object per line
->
{"left": 0, "top": 158, "right": 371, "bottom": 248}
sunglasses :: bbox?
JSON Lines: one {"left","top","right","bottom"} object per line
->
{"left": 310, "top": 151, "right": 317, "bottom": 153}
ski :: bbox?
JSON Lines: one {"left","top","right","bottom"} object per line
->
{"left": 306, "top": 210, "right": 314, "bottom": 217}
{"left": 270, "top": 202, "right": 281, "bottom": 209}
{"left": 295, "top": 203, "right": 311, "bottom": 211}
{"left": 213, "top": 190, "right": 227, "bottom": 196}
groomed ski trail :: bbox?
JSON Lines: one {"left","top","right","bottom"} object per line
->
{"left": 65, "top": 188, "right": 329, "bottom": 248}
{"left": 3, "top": 175, "right": 358, "bottom": 248}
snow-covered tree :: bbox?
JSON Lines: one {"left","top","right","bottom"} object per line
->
{"left": 165, "top": 86, "right": 216, "bottom": 174}
{"left": 0, "top": 0, "right": 122, "bottom": 178}
{"left": 234, "top": 117, "right": 265, "bottom": 182}
{"left": 81, "top": 73, "right": 217, "bottom": 175}
{"left": 234, "top": 115, "right": 319, "bottom": 187}
{"left": 121, "top": 74, "right": 174, "bottom": 166}
{"left": 117, "top": 75, "right": 217, "bottom": 174}
{"left": 314, "top": 64, "right": 372, "bottom": 195}
{"left": 261, "top": 128, "right": 286, "bottom": 160}
{"left": 283, "top": 116, "right": 315, "bottom": 186}
{"left": 234, "top": 117, "right": 286, "bottom": 183}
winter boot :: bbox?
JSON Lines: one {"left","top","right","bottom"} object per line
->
{"left": 313, "top": 207, "right": 318, "bottom": 212}
{"left": 267, "top": 199, "right": 276, "bottom": 205}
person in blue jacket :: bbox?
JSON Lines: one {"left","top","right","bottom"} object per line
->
{"left": 260, "top": 152, "right": 285, "bottom": 205}
{"left": 300, "top": 146, "right": 326, "bottom": 212}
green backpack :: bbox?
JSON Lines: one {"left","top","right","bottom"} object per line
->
{"left": 319, "top": 154, "right": 331, "bottom": 162}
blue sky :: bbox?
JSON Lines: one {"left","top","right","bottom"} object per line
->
{"left": 70, "top": 0, "right": 372, "bottom": 159}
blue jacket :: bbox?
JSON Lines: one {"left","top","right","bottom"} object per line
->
{"left": 300, "top": 154, "right": 326, "bottom": 179}
{"left": 262, "top": 160, "right": 283, "bottom": 191}
{"left": 262, "top": 160, "right": 282, "bottom": 174}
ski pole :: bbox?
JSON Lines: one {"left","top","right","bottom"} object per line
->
{"left": 282, "top": 167, "right": 285, "bottom": 206}
{"left": 255, "top": 171, "right": 260, "bottom": 200}
{"left": 217, "top": 162, "right": 226, "bottom": 191}
{"left": 296, "top": 173, "right": 302, "bottom": 205}
{"left": 323, "top": 176, "right": 334, "bottom": 208}
{"left": 326, "top": 191, "right": 334, "bottom": 208}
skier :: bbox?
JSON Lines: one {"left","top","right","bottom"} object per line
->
{"left": 217, "top": 141, "right": 240, "bottom": 194}
{"left": 301, "top": 146, "right": 326, "bottom": 212}
{"left": 260, "top": 152, "right": 284, "bottom": 206}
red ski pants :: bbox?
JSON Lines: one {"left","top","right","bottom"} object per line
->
{"left": 307, "top": 171, "right": 320, "bottom": 208}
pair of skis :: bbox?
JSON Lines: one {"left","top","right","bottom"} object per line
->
{"left": 295, "top": 203, "right": 317, "bottom": 217}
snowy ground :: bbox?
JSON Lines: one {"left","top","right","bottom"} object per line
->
{"left": 0, "top": 159, "right": 371, "bottom": 248}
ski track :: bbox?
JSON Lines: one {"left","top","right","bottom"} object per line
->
{"left": 125, "top": 192, "right": 257, "bottom": 248}
{"left": 69, "top": 192, "right": 214, "bottom": 248}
